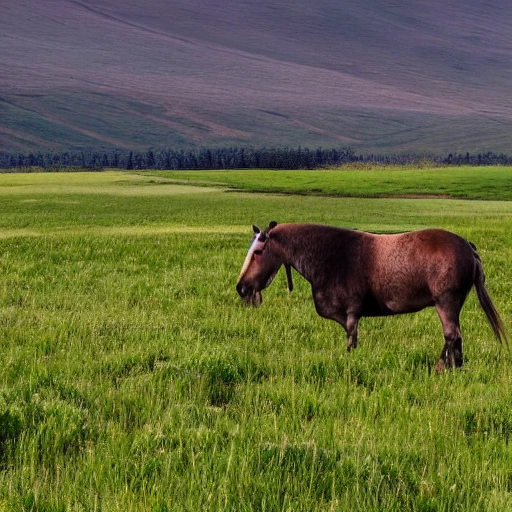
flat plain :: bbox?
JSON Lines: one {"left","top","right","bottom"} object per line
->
{"left": 1, "top": 168, "right": 512, "bottom": 511}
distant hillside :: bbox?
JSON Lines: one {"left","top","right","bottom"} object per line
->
{"left": 1, "top": 0, "right": 512, "bottom": 153}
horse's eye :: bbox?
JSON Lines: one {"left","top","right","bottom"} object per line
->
{"left": 254, "top": 249, "right": 263, "bottom": 256}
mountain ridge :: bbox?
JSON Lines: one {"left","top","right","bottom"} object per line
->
{"left": 2, "top": 0, "right": 511, "bottom": 153}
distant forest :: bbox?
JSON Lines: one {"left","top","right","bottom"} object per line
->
{"left": 1, "top": 147, "right": 512, "bottom": 171}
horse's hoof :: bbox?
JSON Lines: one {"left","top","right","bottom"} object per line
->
{"left": 435, "top": 360, "right": 446, "bottom": 374}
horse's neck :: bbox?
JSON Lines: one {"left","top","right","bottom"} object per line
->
{"left": 279, "top": 238, "right": 322, "bottom": 285}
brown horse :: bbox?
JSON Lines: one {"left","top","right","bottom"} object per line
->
{"left": 236, "top": 221, "right": 507, "bottom": 372}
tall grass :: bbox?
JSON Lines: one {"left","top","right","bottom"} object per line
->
{"left": 0, "top": 170, "right": 511, "bottom": 511}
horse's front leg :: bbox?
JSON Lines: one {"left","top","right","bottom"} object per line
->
{"left": 345, "top": 313, "right": 359, "bottom": 352}
{"left": 312, "top": 290, "right": 359, "bottom": 352}
{"left": 331, "top": 312, "right": 359, "bottom": 352}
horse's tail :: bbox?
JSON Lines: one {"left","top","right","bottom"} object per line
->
{"left": 470, "top": 242, "right": 508, "bottom": 345}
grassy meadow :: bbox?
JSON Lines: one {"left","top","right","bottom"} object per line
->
{"left": 149, "top": 166, "right": 512, "bottom": 201}
{"left": 1, "top": 168, "right": 512, "bottom": 511}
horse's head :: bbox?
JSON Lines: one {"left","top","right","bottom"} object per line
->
{"left": 236, "top": 221, "right": 282, "bottom": 306}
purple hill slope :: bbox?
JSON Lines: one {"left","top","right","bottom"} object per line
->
{"left": 1, "top": 0, "right": 511, "bottom": 153}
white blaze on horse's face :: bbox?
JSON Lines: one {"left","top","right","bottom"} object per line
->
{"left": 237, "top": 222, "right": 283, "bottom": 306}
{"left": 238, "top": 232, "right": 266, "bottom": 283}
{"left": 237, "top": 225, "right": 272, "bottom": 306}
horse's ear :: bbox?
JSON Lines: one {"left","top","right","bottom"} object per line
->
{"left": 252, "top": 225, "right": 261, "bottom": 234}
{"left": 268, "top": 221, "right": 278, "bottom": 231}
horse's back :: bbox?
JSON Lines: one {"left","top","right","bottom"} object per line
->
{"left": 373, "top": 228, "right": 472, "bottom": 268}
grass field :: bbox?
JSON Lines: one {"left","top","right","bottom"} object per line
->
{"left": 1, "top": 168, "right": 512, "bottom": 511}
{"left": 149, "top": 166, "right": 512, "bottom": 201}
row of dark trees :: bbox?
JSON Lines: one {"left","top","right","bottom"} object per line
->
{"left": 1, "top": 147, "right": 512, "bottom": 171}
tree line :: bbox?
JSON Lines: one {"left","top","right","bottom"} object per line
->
{"left": 1, "top": 147, "right": 512, "bottom": 171}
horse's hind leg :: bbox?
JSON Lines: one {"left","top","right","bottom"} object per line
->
{"left": 434, "top": 303, "right": 464, "bottom": 373}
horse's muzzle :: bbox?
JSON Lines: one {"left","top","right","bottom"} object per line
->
{"left": 236, "top": 282, "right": 262, "bottom": 307}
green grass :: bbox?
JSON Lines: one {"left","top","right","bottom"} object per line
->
{"left": 1, "top": 170, "right": 512, "bottom": 511}
{"left": 149, "top": 165, "right": 512, "bottom": 201}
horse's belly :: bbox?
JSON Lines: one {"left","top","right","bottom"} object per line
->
{"left": 362, "top": 289, "right": 434, "bottom": 317}
{"left": 386, "top": 297, "right": 435, "bottom": 315}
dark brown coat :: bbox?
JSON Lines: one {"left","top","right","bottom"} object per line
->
{"left": 236, "top": 222, "right": 507, "bottom": 372}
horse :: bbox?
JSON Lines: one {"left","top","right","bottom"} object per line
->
{"left": 236, "top": 221, "right": 507, "bottom": 372}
